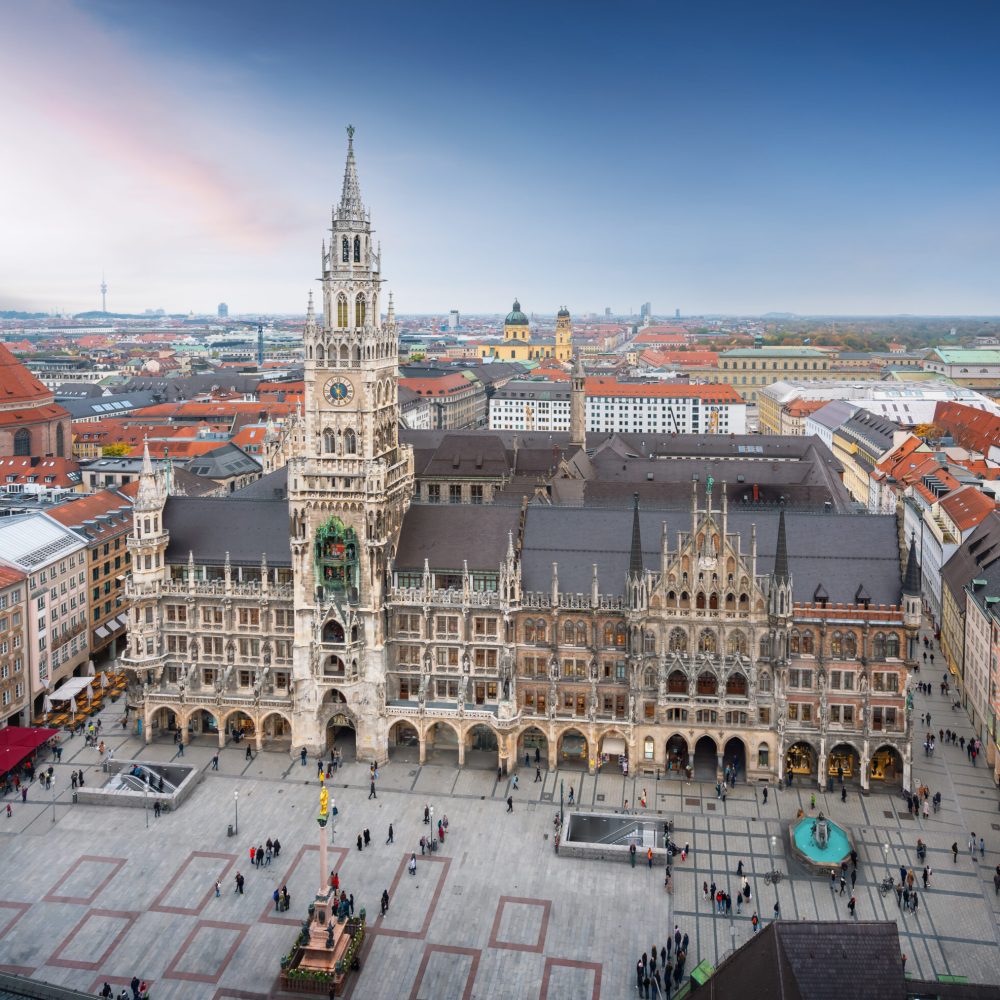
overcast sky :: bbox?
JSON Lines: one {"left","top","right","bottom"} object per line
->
{"left": 2, "top": 0, "right": 999, "bottom": 317}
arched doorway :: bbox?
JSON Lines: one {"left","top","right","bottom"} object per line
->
{"left": 187, "top": 708, "right": 218, "bottom": 742}
{"left": 465, "top": 724, "right": 498, "bottom": 769}
{"left": 388, "top": 720, "right": 419, "bottom": 763}
{"left": 827, "top": 743, "right": 860, "bottom": 785}
{"left": 225, "top": 710, "right": 255, "bottom": 745}
{"left": 558, "top": 728, "right": 589, "bottom": 770}
{"left": 150, "top": 706, "right": 178, "bottom": 740}
{"left": 260, "top": 712, "right": 292, "bottom": 749}
{"left": 724, "top": 737, "right": 746, "bottom": 779}
{"left": 784, "top": 741, "right": 816, "bottom": 784}
{"left": 869, "top": 745, "right": 903, "bottom": 788}
{"left": 425, "top": 721, "right": 460, "bottom": 765}
{"left": 325, "top": 713, "right": 356, "bottom": 760}
{"left": 666, "top": 735, "right": 689, "bottom": 777}
{"left": 599, "top": 731, "right": 629, "bottom": 773}
{"left": 518, "top": 726, "right": 548, "bottom": 769}
{"left": 693, "top": 735, "right": 717, "bottom": 781}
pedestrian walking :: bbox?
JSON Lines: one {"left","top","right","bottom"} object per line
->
{"left": 980, "top": 837, "right": 986, "bottom": 859}
{"left": 952, "top": 842, "right": 959, "bottom": 863}
{"left": 848, "top": 895, "right": 856, "bottom": 917}
{"left": 762, "top": 786, "right": 768, "bottom": 804}
{"left": 535, "top": 767, "right": 542, "bottom": 782}
{"left": 386, "top": 824, "right": 394, "bottom": 844}
{"left": 970, "top": 834, "right": 977, "bottom": 858}
{"left": 250, "top": 846, "right": 255, "bottom": 865}
{"left": 380, "top": 889, "right": 389, "bottom": 915}
{"left": 773, "top": 901, "right": 780, "bottom": 920}
{"left": 349, "top": 893, "right": 354, "bottom": 915}
{"left": 369, "top": 780, "right": 377, "bottom": 800}
{"left": 839, "top": 875, "right": 846, "bottom": 895}
{"left": 215, "top": 880, "right": 221, "bottom": 898}
{"left": 357, "top": 834, "right": 363, "bottom": 852}
{"left": 273, "top": 838, "right": 281, "bottom": 858}
{"left": 751, "top": 912, "right": 759, "bottom": 933}
{"left": 363, "top": 828, "right": 370, "bottom": 846}
{"left": 895, "top": 883, "right": 903, "bottom": 907}
{"left": 424, "top": 804, "right": 430, "bottom": 824}
{"left": 235, "top": 872, "right": 244, "bottom": 894}
{"left": 850, "top": 868, "right": 857, "bottom": 888}
{"left": 506, "top": 795, "right": 513, "bottom": 813}
{"left": 512, "top": 774, "right": 519, "bottom": 790}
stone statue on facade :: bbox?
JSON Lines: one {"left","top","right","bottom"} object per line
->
{"left": 629, "top": 693, "right": 637, "bottom": 724}
{"left": 418, "top": 672, "right": 428, "bottom": 707}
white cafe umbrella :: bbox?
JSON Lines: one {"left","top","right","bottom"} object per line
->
{"left": 100, "top": 672, "right": 108, "bottom": 690}
{"left": 86, "top": 660, "right": 95, "bottom": 676}
{"left": 86, "top": 682, "right": 94, "bottom": 703}
{"left": 42, "top": 695, "right": 53, "bottom": 714}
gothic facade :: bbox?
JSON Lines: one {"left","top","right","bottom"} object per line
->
{"left": 122, "top": 132, "right": 918, "bottom": 792}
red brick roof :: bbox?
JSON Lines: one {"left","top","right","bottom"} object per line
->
{"left": 0, "top": 564, "right": 27, "bottom": 589}
{"left": 400, "top": 374, "right": 473, "bottom": 396}
{"left": 640, "top": 349, "right": 718, "bottom": 368}
{"left": 940, "top": 485, "right": 997, "bottom": 532}
{"left": 47, "top": 488, "right": 133, "bottom": 538}
{"left": 0, "top": 456, "right": 80, "bottom": 487}
{"left": 934, "top": 401, "right": 1000, "bottom": 455}
{"left": 0, "top": 344, "right": 57, "bottom": 413}
{"left": 584, "top": 378, "right": 743, "bottom": 403}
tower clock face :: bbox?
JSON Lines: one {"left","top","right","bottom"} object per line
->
{"left": 325, "top": 379, "right": 354, "bottom": 405}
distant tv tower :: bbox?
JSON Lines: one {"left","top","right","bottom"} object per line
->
{"left": 100, "top": 272, "right": 108, "bottom": 313}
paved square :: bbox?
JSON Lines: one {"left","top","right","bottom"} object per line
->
{"left": 1, "top": 651, "right": 999, "bottom": 999}
{"left": 43, "top": 855, "right": 127, "bottom": 905}
{"left": 48, "top": 909, "right": 139, "bottom": 971}
{"left": 162, "top": 920, "right": 249, "bottom": 983}
{"left": 488, "top": 896, "right": 551, "bottom": 953}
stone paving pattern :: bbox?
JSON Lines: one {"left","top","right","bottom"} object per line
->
{"left": 2, "top": 646, "right": 1000, "bottom": 997}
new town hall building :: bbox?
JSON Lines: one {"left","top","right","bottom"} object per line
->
{"left": 122, "top": 132, "right": 920, "bottom": 793}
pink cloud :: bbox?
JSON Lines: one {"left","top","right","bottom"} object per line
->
{"left": 1, "top": 1, "right": 303, "bottom": 251}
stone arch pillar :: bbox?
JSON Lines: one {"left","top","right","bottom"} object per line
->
{"left": 776, "top": 738, "right": 785, "bottom": 784}
{"left": 816, "top": 738, "right": 827, "bottom": 791}
{"left": 255, "top": 715, "right": 264, "bottom": 752}
{"left": 548, "top": 732, "right": 558, "bottom": 771}
{"left": 218, "top": 725, "right": 226, "bottom": 749}
{"left": 418, "top": 730, "right": 427, "bottom": 765}
{"left": 143, "top": 706, "right": 153, "bottom": 745}
{"left": 458, "top": 731, "right": 466, "bottom": 767}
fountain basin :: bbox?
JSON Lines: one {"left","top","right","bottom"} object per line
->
{"left": 788, "top": 814, "right": 853, "bottom": 875}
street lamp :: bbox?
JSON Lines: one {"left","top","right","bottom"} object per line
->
{"left": 883, "top": 842, "right": 890, "bottom": 879}
{"left": 51, "top": 777, "right": 56, "bottom": 825}
{"left": 429, "top": 805, "right": 435, "bottom": 847}
{"left": 234, "top": 790, "right": 239, "bottom": 837}
{"left": 144, "top": 772, "right": 148, "bottom": 829}
{"left": 330, "top": 796, "right": 336, "bottom": 842}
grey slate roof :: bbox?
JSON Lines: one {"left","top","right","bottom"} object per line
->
{"left": 704, "top": 920, "right": 905, "bottom": 1000}
{"left": 62, "top": 391, "right": 161, "bottom": 420}
{"left": 808, "top": 399, "right": 859, "bottom": 431}
{"left": 163, "top": 495, "right": 290, "bottom": 565}
{"left": 942, "top": 510, "right": 1000, "bottom": 609}
{"left": 519, "top": 503, "right": 902, "bottom": 604}
{"left": 186, "top": 443, "right": 261, "bottom": 480}
{"left": 394, "top": 505, "right": 519, "bottom": 572}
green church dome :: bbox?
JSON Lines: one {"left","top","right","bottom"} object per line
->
{"left": 505, "top": 299, "right": 529, "bottom": 326}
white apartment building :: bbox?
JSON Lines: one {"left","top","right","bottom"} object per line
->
{"left": 0, "top": 513, "right": 90, "bottom": 713}
{"left": 489, "top": 379, "right": 747, "bottom": 435}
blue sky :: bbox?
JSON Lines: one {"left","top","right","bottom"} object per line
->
{"left": 2, "top": 0, "right": 999, "bottom": 315}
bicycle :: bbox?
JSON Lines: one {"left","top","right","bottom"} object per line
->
{"left": 878, "top": 876, "right": 895, "bottom": 897}
{"left": 763, "top": 870, "right": 783, "bottom": 885}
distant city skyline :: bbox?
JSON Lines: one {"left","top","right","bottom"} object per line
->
{"left": 2, "top": 1, "right": 999, "bottom": 316}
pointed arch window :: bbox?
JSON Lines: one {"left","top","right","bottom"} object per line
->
{"left": 885, "top": 632, "right": 900, "bottom": 659}
{"left": 341, "top": 237, "right": 349, "bottom": 263}
{"left": 668, "top": 628, "right": 687, "bottom": 653}
{"left": 55, "top": 423, "right": 64, "bottom": 458}
{"left": 337, "top": 295, "right": 348, "bottom": 328}
{"left": 322, "top": 428, "right": 335, "bottom": 454}
{"left": 355, "top": 294, "right": 366, "bottom": 328}
{"left": 13, "top": 429, "right": 29, "bottom": 456}
{"left": 353, "top": 235, "right": 361, "bottom": 263}
{"left": 667, "top": 670, "right": 687, "bottom": 694}
{"left": 759, "top": 635, "right": 770, "bottom": 658}
{"left": 697, "top": 629, "right": 716, "bottom": 655}
{"left": 842, "top": 632, "right": 857, "bottom": 658}
{"left": 727, "top": 631, "right": 747, "bottom": 656}
{"left": 643, "top": 630, "right": 656, "bottom": 654}
{"left": 343, "top": 428, "right": 357, "bottom": 454}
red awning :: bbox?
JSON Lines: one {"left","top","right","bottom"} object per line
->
{"left": 0, "top": 726, "right": 59, "bottom": 776}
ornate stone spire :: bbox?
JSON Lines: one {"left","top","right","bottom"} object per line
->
{"left": 337, "top": 125, "right": 365, "bottom": 222}
{"left": 773, "top": 508, "right": 790, "bottom": 584}
{"left": 902, "top": 533, "right": 921, "bottom": 597}
{"left": 629, "top": 492, "right": 643, "bottom": 578}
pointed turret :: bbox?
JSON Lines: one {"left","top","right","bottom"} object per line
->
{"left": 338, "top": 125, "right": 365, "bottom": 222}
{"left": 387, "top": 292, "right": 395, "bottom": 326}
{"left": 902, "top": 533, "right": 921, "bottom": 596}
{"left": 629, "top": 492, "right": 643, "bottom": 578}
{"left": 773, "top": 508, "right": 790, "bottom": 584}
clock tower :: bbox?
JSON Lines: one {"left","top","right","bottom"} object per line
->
{"left": 288, "top": 126, "right": 414, "bottom": 759}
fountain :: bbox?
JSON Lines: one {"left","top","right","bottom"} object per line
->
{"left": 788, "top": 812, "right": 853, "bottom": 875}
